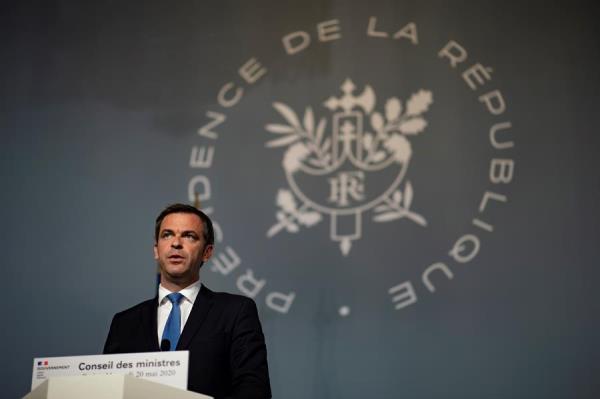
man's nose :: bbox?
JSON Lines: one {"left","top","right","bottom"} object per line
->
{"left": 171, "top": 236, "right": 183, "bottom": 249}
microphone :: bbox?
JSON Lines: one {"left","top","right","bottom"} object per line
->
{"left": 160, "top": 339, "right": 171, "bottom": 351}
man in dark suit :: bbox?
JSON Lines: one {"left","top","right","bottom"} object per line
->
{"left": 104, "top": 204, "right": 271, "bottom": 399}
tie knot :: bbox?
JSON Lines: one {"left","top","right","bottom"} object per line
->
{"left": 167, "top": 292, "right": 184, "bottom": 305}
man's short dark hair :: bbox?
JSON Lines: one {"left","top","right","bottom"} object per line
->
{"left": 154, "top": 203, "right": 214, "bottom": 246}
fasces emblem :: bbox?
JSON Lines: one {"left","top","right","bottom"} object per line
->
{"left": 266, "top": 78, "right": 433, "bottom": 255}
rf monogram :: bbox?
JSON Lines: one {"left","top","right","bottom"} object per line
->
{"left": 328, "top": 171, "right": 365, "bottom": 206}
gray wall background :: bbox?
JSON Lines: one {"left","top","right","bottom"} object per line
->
{"left": 2, "top": 1, "right": 599, "bottom": 398}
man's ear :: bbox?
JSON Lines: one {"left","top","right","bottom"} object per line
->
{"left": 153, "top": 244, "right": 159, "bottom": 260}
{"left": 202, "top": 244, "right": 214, "bottom": 262}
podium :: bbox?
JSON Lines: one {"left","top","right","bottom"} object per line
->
{"left": 23, "top": 374, "right": 212, "bottom": 399}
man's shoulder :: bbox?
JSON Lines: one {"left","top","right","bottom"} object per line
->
{"left": 109, "top": 286, "right": 257, "bottom": 320}
{"left": 204, "top": 287, "right": 258, "bottom": 316}
{"left": 207, "top": 287, "right": 255, "bottom": 306}
{"left": 111, "top": 297, "right": 155, "bottom": 319}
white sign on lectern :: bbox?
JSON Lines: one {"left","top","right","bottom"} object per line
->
{"left": 31, "top": 351, "right": 189, "bottom": 391}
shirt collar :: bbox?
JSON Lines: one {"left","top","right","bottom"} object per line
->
{"left": 158, "top": 280, "right": 201, "bottom": 306}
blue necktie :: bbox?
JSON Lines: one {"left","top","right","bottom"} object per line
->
{"left": 162, "top": 292, "right": 184, "bottom": 351}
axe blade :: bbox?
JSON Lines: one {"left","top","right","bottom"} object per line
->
{"left": 356, "top": 85, "right": 375, "bottom": 114}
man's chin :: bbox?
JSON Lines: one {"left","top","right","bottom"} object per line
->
{"left": 161, "top": 270, "right": 199, "bottom": 286}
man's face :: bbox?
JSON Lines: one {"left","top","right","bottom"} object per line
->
{"left": 154, "top": 212, "right": 213, "bottom": 289}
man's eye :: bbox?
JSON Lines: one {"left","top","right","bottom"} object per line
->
{"left": 183, "top": 234, "right": 198, "bottom": 241}
{"left": 161, "top": 232, "right": 173, "bottom": 239}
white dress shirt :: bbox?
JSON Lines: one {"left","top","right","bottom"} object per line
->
{"left": 157, "top": 280, "right": 201, "bottom": 345}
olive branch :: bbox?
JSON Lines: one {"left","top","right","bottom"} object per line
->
{"left": 265, "top": 103, "right": 332, "bottom": 169}
{"left": 266, "top": 189, "right": 322, "bottom": 237}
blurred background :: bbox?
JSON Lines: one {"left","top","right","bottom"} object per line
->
{"left": 1, "top": 1, "right": 599, "bottom": 398}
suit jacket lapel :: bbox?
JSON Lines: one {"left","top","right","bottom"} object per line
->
{"left": 141, "top": 297, "right": 160, "bottom": 352}
{"left": 176, "top": 284, "right": 214, "bottom": 350}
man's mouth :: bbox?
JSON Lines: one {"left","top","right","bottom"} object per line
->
{"left": 168, "top": 254, "right": 185, "bottom": 262}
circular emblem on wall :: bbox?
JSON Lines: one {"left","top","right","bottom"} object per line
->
{"left": 184, "top": 17, "right": 515, "bottom": 316}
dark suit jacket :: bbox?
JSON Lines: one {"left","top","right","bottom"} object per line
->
{"left": 103, "top": 285, "right": 271, "bottom": 399}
